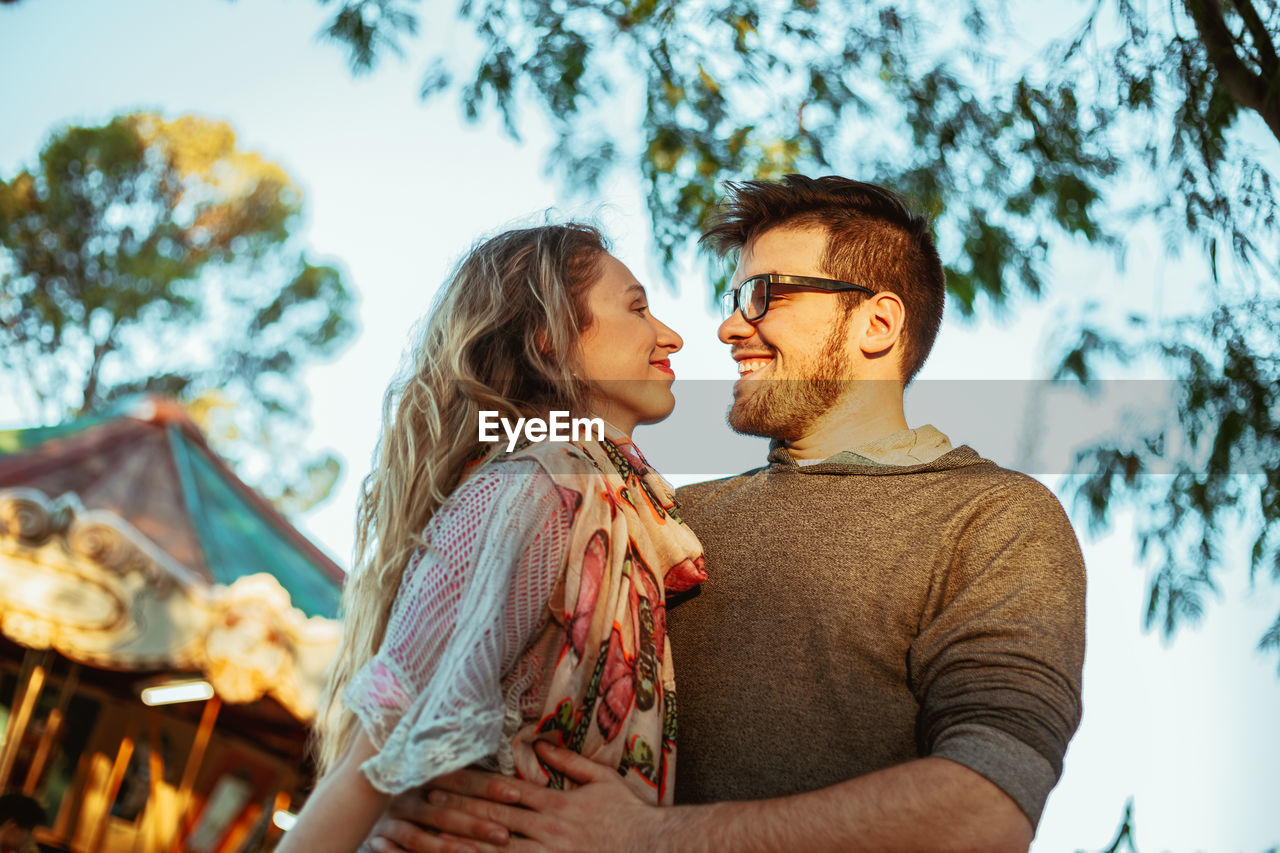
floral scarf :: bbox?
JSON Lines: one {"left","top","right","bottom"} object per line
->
{"left": 507, "top": 425, "right": 706, "bottom": 804}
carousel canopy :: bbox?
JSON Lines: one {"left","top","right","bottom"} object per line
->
{"left": 0, "top": 396, "right": 344, "bottom": 720}
{"left": 0, "top": 396, "right": 343, "bottom": 617}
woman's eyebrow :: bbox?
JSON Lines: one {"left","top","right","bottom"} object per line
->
{"left": 626, "top": 283, "right": 647, "bottom": 300}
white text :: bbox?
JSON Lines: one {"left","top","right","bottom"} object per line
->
{"left": 478, "top": 410, "right": 604, "bottom": 451}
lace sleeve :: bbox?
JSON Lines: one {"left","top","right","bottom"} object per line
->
{"left": 344, "top": 458, "right": 570, "bottom": 794}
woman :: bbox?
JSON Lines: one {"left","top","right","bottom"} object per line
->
{"left": 280, "top": 223, "right": 707, "bottom": 853}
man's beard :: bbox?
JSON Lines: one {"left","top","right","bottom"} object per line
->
{"left": 727, "top": 315, "right": 852, "bottom": 441}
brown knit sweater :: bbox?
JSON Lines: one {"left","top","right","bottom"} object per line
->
{"left": 668, "top": 444, "right": 1086, "bottom": 827}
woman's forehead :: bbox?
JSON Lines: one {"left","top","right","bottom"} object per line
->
{"left": 591, "top": 253, "right": 646, "bottom": 299}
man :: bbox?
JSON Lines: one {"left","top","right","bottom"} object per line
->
{"left": 368, "top": 176, "right": 1086, "bottom": 852}
{"left": 0, "top": 793, "right": 45, "bottom": 853}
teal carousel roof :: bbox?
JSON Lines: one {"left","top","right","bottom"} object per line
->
{"left": 0, "top": 396, "right": 344, "bottom": 619}
{"left": 0, "top": 396, "right": 345, "bottom": 720}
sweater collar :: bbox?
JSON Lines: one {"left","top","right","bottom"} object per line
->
{"left": 768, "top": 426, "right": 983, "bottom": 474}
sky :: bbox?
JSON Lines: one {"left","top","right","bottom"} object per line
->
{"left": 2, "top": 2, "right": 1279, "bottom": 850}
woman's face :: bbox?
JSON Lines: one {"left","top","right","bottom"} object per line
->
{"left": 576, "top": 253, "right": 683, "bottom": 435}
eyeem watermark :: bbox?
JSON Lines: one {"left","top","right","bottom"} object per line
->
{"left": 479, "top": 410, "right": 604, "bottom": 451}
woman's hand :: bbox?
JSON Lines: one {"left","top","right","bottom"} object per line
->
{"left": 367, "top": 742, "right": 660, "bottom": 853}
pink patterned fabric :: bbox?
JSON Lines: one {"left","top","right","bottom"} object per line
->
{"left": 345, "top": 426, "right": 705, "bottom": 804}
{"left": 509, "top": 427, "right": 706, "bottom": 804}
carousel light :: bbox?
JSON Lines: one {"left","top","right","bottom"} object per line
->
{"left": 140, "top": 678, "right": 215, "bottom": 705}
{"left": 273, "top": 810, "right": 298, "bottom": 832}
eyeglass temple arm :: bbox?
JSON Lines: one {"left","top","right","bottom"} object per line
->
{"left": 767, "top": 274, "right": 876, "bottom": 296}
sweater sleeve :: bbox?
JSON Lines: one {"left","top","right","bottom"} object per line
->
{"left": 907, "top": 475, "right": 1086, "bottom": 828}
{"left": 344, "top": 458, "right": 571, "bottom": 794}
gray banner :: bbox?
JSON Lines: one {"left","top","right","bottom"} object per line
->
{"left": 480, "top": 379, "right": 1274, "bottom": 482}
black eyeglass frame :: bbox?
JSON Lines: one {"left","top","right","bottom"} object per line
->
{"left": 720, "top": 273, "right": 877, "bottom": 323}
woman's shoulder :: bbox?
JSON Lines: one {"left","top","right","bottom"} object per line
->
{"left": 447, "top": 442, "right": 596, "bottom": 520}
{"left": 492, "top": 439, "right": 601, "bottom": 478}
{"left": 422, "top": 450, "right": 578, "bottom": 547}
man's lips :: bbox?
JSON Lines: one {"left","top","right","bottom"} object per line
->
{"left": 650, "top": 358, "right": 675, "bottom": 376}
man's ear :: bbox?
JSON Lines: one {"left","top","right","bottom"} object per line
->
{"left": 857, "top": 291, "right": 905, "bottom": 358}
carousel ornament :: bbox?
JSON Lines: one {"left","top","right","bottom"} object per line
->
{"left": 0, "top": 396, "right": 346, "bottom": 851}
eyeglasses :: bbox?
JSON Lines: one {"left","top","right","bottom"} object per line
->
{"left": 719, "top": 273, "right": 877, "bottom": 323}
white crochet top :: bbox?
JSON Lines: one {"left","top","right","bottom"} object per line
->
{"left": 344, "top": 459, "right": 572, "bottom": 793}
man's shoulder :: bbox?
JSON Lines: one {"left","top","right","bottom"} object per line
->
{"left": 924, "top": 448, "right": 1058, "bottom": 497}
{"left": 674, "top": 467, "right": 768, "bottom": 507}
{"left": 931, "top": 453, "right": 1082, "bottom": 561}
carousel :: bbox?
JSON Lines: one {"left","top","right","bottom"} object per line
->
{"left": 0, "top": 397, "right": 344, "bottom": 852}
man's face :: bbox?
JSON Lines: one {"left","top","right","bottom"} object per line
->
{"left": 717, "top": 225, "right": 857, "bottom": 441}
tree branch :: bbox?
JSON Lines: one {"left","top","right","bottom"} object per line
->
{"left": 80, "top": 319, "right": 120, "bottom": 414}
{"left": 1228, "top": 0, "right": 1279, "bottom": 79}
{"left": 1184, "top": 0, "right": 1280, "bottom": 143}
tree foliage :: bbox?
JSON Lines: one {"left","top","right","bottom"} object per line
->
{"left": 0, "top": 112, "right": 354, "bottom": 511}
{"left": 1057, "top": 292, "right": 1280, "bottom": 670}
{"left": 311, "top": 0, "right": 1280, "bottom": 664}
{"left": 1095, "top": 798, "right": 1140, "bottom": 853}
{"left": 319, "top": 0, "right": 1276, "bottom": 300}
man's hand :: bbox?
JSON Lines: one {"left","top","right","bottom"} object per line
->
{"left": 367, "top": 742, "right": 660, "bottom": 853}
{"left": 367, "top": 769, "right": 521, "bottom": 853}
{"left": 365, "top": 748, "right": 1030, "bottom": 853}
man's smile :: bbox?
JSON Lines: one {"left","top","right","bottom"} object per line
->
{"left": 733, "top": 350, "right": 775, "bottom": 378}
{"left": 735, "top": 358, "right": 773, "bottom": 377}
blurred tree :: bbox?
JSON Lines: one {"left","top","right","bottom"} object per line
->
{"left": 308, "top": 1, "right": 1280, "bottom": 665}
{"left": 1095, "top": 798, "right": 1140, "bottom": 853}
{"left": 0, "top": 112, "right": 354, "bottom": 512}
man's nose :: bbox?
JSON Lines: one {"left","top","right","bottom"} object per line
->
{"left": 717, "top": 309, "right": 756, "bottom": 344}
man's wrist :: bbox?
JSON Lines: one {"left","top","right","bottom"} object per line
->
{"left": 646, "top": 801, "right": 733, "bottom": 853}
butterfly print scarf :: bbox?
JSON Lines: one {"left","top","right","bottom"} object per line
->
{"left": 507, "top": 426, "right": 706, "bottom": 804}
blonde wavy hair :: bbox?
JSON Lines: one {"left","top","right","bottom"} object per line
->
{"left": 313, "top": 223, "right": 606, "bottom": 773}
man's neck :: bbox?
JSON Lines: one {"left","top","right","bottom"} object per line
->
{"left": 783, "top": 385, "right": 909, "bottom": 461}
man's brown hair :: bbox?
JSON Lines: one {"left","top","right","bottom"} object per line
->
{"left": 701, "top": 174, "right": 946, "bottom": 384}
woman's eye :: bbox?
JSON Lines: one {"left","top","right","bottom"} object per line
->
{"left": 634, "top": 304, "right": 649, "bottom": 315}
